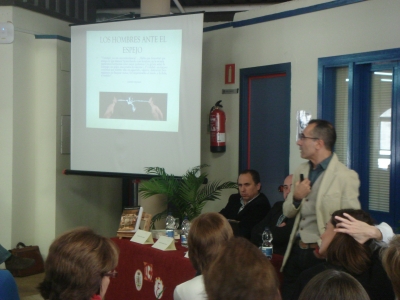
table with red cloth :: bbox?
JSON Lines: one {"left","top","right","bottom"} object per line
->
{"left": 107, "top": 238, "right": 196, "bottom": 300}
{"left": 271, "top": 254, "right": 284, "bottom": 287}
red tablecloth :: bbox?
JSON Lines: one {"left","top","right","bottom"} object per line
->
{"left": 106, "top": 238, "right": 196, "bottom": 300}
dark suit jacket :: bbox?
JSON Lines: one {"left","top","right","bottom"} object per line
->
{"left": 250, "top": 201, "right": 295, "bottom": 255}
{"left": 219, "top": 193, "right": 271, "bottom": 240}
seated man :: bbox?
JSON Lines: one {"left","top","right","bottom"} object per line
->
{"left": 219, "top": 169, "right": 271, "bottom": 240}
{"left": 251, "top": 174, "right": 295, "bottom": 255}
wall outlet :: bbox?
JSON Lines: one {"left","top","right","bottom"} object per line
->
{"left": 0, "top": 22, "right": 14, "bottom": 44}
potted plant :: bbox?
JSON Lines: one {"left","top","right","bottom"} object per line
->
{"left": 139, "top": 165, "right": 238, "bottom": 228}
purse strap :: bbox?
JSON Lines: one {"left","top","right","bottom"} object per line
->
{"left": 16, "top": 242, "right": 26, "bottom": 249}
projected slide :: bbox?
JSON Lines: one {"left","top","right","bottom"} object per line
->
{"left": 71, "top": 13, "right": 203, "bottom": 175}
{"left": 100, "top": 92, "right": 167, "bottom": 121}
{"left": 86, "top": 30, "right": 182, "bottom": 132}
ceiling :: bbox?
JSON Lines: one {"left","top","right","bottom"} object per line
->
{"left": 95, "top": 0, "right": 291, "bottom": 22}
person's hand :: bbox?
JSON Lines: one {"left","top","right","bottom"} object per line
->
{"left": 104, "top": 97, "right": 117, "bottom": 118}
{"left": 333, "top": 213, "right": 382, "bottom": 244}
{"left": 293, "top": 178, "right": 311, "bottom": 201}
{"left": 148, "top": 97, "right": 163, "bottom": 120}
{"left": 313, "top": 247, "right": 325, "bottom": 259}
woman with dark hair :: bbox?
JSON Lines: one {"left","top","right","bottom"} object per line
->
{"left": 204, "top": 237, "right": 281, "bottom": 300}
{"left": 291, "top": 209, "right": 394, "bottom": 300}
{"left": 173, "top": 212, "right": 233, "bottom": 300}
{"left": 382, "top": 234, "right": 400, "bottom": 299}
{"left": 38, "top": 227, "right": 119, "bottom": 300}
{"left": 298, "top": 269, "right": 370, "bottom": 300}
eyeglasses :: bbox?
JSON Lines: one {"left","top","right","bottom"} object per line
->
{"left": 104, "top": 270, "right": 118, "bottom": 278}
{"left": 278, "top": 184, "right": 292, "bottom": 192}
{"left": 298, "top": 133, "right": 319, "bottom": 141}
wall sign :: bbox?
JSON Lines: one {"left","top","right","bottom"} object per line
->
{"left": 225, "top": 64, "right": 235, "bottom": 84}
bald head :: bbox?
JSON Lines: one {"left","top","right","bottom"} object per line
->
{"left": 283, "top": 174, "right": 293, "bottom": 200}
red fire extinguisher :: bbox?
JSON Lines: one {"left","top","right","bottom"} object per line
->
{"left": 210, "top": 100, "right": 226, "bottom": 153}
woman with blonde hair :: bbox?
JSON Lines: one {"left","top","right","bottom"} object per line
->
{"left": 173, "top": 212, "right": 233, "bottom": 300}
{"left": 38, "top": 227, "right": 119, "bottom": 300}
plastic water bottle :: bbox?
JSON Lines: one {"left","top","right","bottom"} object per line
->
{"left": 165, "top": 212, "right": 175, "bottom": 238}
{"left": 181, "top": 216, "right": 191, "bottom": 247}
{"left": 260, "top": 227, "right": 273, "bottom": 259}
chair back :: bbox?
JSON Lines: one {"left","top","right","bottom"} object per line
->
{"left": 0, "top": 270, "right": 20, "bottom": 300}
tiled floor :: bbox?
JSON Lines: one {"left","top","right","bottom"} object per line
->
{"left": 21, "top": 295, "right": 43, "bottom": 300}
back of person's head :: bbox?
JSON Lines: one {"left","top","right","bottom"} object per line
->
{"left": 328, "top": 209, "right": 374, "bottom": 274}
{"left": 239, "top": 169, "right": 260, "bottom": 185}
{"left": 204, "top": 237, "right": 281, "bottom": 300}
{"left": 298, "top": 269, "right": 370, "bottom": 300}
{"left": 308, "top": 119, "right": 336, "bottom": 151}
{"left": 38, "top": 227, "right": 119, "bottom": 300}
{"left": 188, "top": 212, "right": 233, "bottom": 273}
{"left": 382, "top": 235, "right": 400, "bottom": 299}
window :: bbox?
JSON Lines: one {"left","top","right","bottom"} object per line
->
{"left": 318, "top": 49, "right": 400, "bottom": 227}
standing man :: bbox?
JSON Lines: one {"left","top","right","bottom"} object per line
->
{"left": 281, "top": 119, "right": 361, "bottom": 299}
{"left": 219, "top": 169, "right": 271, "bottom": 240}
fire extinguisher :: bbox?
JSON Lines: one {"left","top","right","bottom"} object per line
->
{"left": 209, "top": 100, "right": 226, "bottom": 153}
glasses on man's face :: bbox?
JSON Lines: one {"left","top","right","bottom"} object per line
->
{"left": 298, "top": 133, "right": 319, "bottom": 141}
{"left": 278, "top": 184, "right": 292, "bottom": 193}
{"left": 104, "top": 270, "right": 118, "bottom": 278}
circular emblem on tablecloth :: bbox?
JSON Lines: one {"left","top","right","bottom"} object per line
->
{"left": 134, "top": 269, "right": 143, "bottom": 291}
{"left": 154, "top": 277, "right": 164, "bottom": 299}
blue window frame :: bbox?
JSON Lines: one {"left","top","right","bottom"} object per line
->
{"left": 318, "top": 48, "right": 400, "bottom": 228}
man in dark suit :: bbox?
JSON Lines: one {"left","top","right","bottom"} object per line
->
{"left": 219, "top": 169, "right": 271, "bottom": 240}
{"left": 251, "top": 174, "right": 295, "bottom": 255}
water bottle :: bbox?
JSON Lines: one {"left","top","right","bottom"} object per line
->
{"left": 180, "top": 216, "right": 191, "bottom": 247}
{"left": 260, "top": 227, "right": 273, "bottom": 259}
{"left": 165, "top": 212, "right": 175, "bottom": 238}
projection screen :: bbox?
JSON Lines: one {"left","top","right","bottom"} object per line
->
{"left": 70, "top": 13, "right": 203, "bottom": 176}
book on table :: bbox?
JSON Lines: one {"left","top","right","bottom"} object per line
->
{"left": 117, "top": 206, "right": 144, "bottom": 238}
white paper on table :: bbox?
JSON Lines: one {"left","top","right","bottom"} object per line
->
{"left": 131, "top": 229, "right": 154, "bottom": 244}
{"left": 152, "top": 236, "right": 176, "bottom": 251}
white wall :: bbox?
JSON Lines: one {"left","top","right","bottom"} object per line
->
{"left": 201, "top": 0, "right": 400, "bottom": 211}
{"left": 201, "top": 26, "right": 238, "bottom": 213}
{"left": 0, "top": 7, "right": 14, "bottom": 248}
{"left": 0, "top": 7, "right": 122, "bottom": 256}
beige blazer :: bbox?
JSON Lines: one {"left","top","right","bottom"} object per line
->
{"left": 281, "top": 153, "right": 361, "bottom": 271}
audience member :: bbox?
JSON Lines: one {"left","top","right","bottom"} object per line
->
{"left": 0, "top": 243, "right": 35, "bottom": 271}
{"left": 173, "top": 212, "right": 233, "bottom": 300}
{"left": 0, "top": 270, "right": 20, "bottom": 300}
{"left": 298, "top": 269, "right": 370, "bottom": 300}
{"left": 281, "top": 119, "right": 361, "bottom": 299}
{"left": 220, "top": 169, "right": 271, "bottom": 240}
{"left": 251, "top": 174, "right": 295, "bottom": 255}
{"left": 204, "top": 237, "right": 281, "bottom": 300}
{"left": 291, "top": 209, "right": 394, "bottom": 300}
{"left": 38, "top": 227, "right": 119, "bottom": 300}
{"left": 382, "top": 234, "right": 400, "bottom": 299}
{"left": 334, "top": 212, "right": 394, "bottom": 244}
